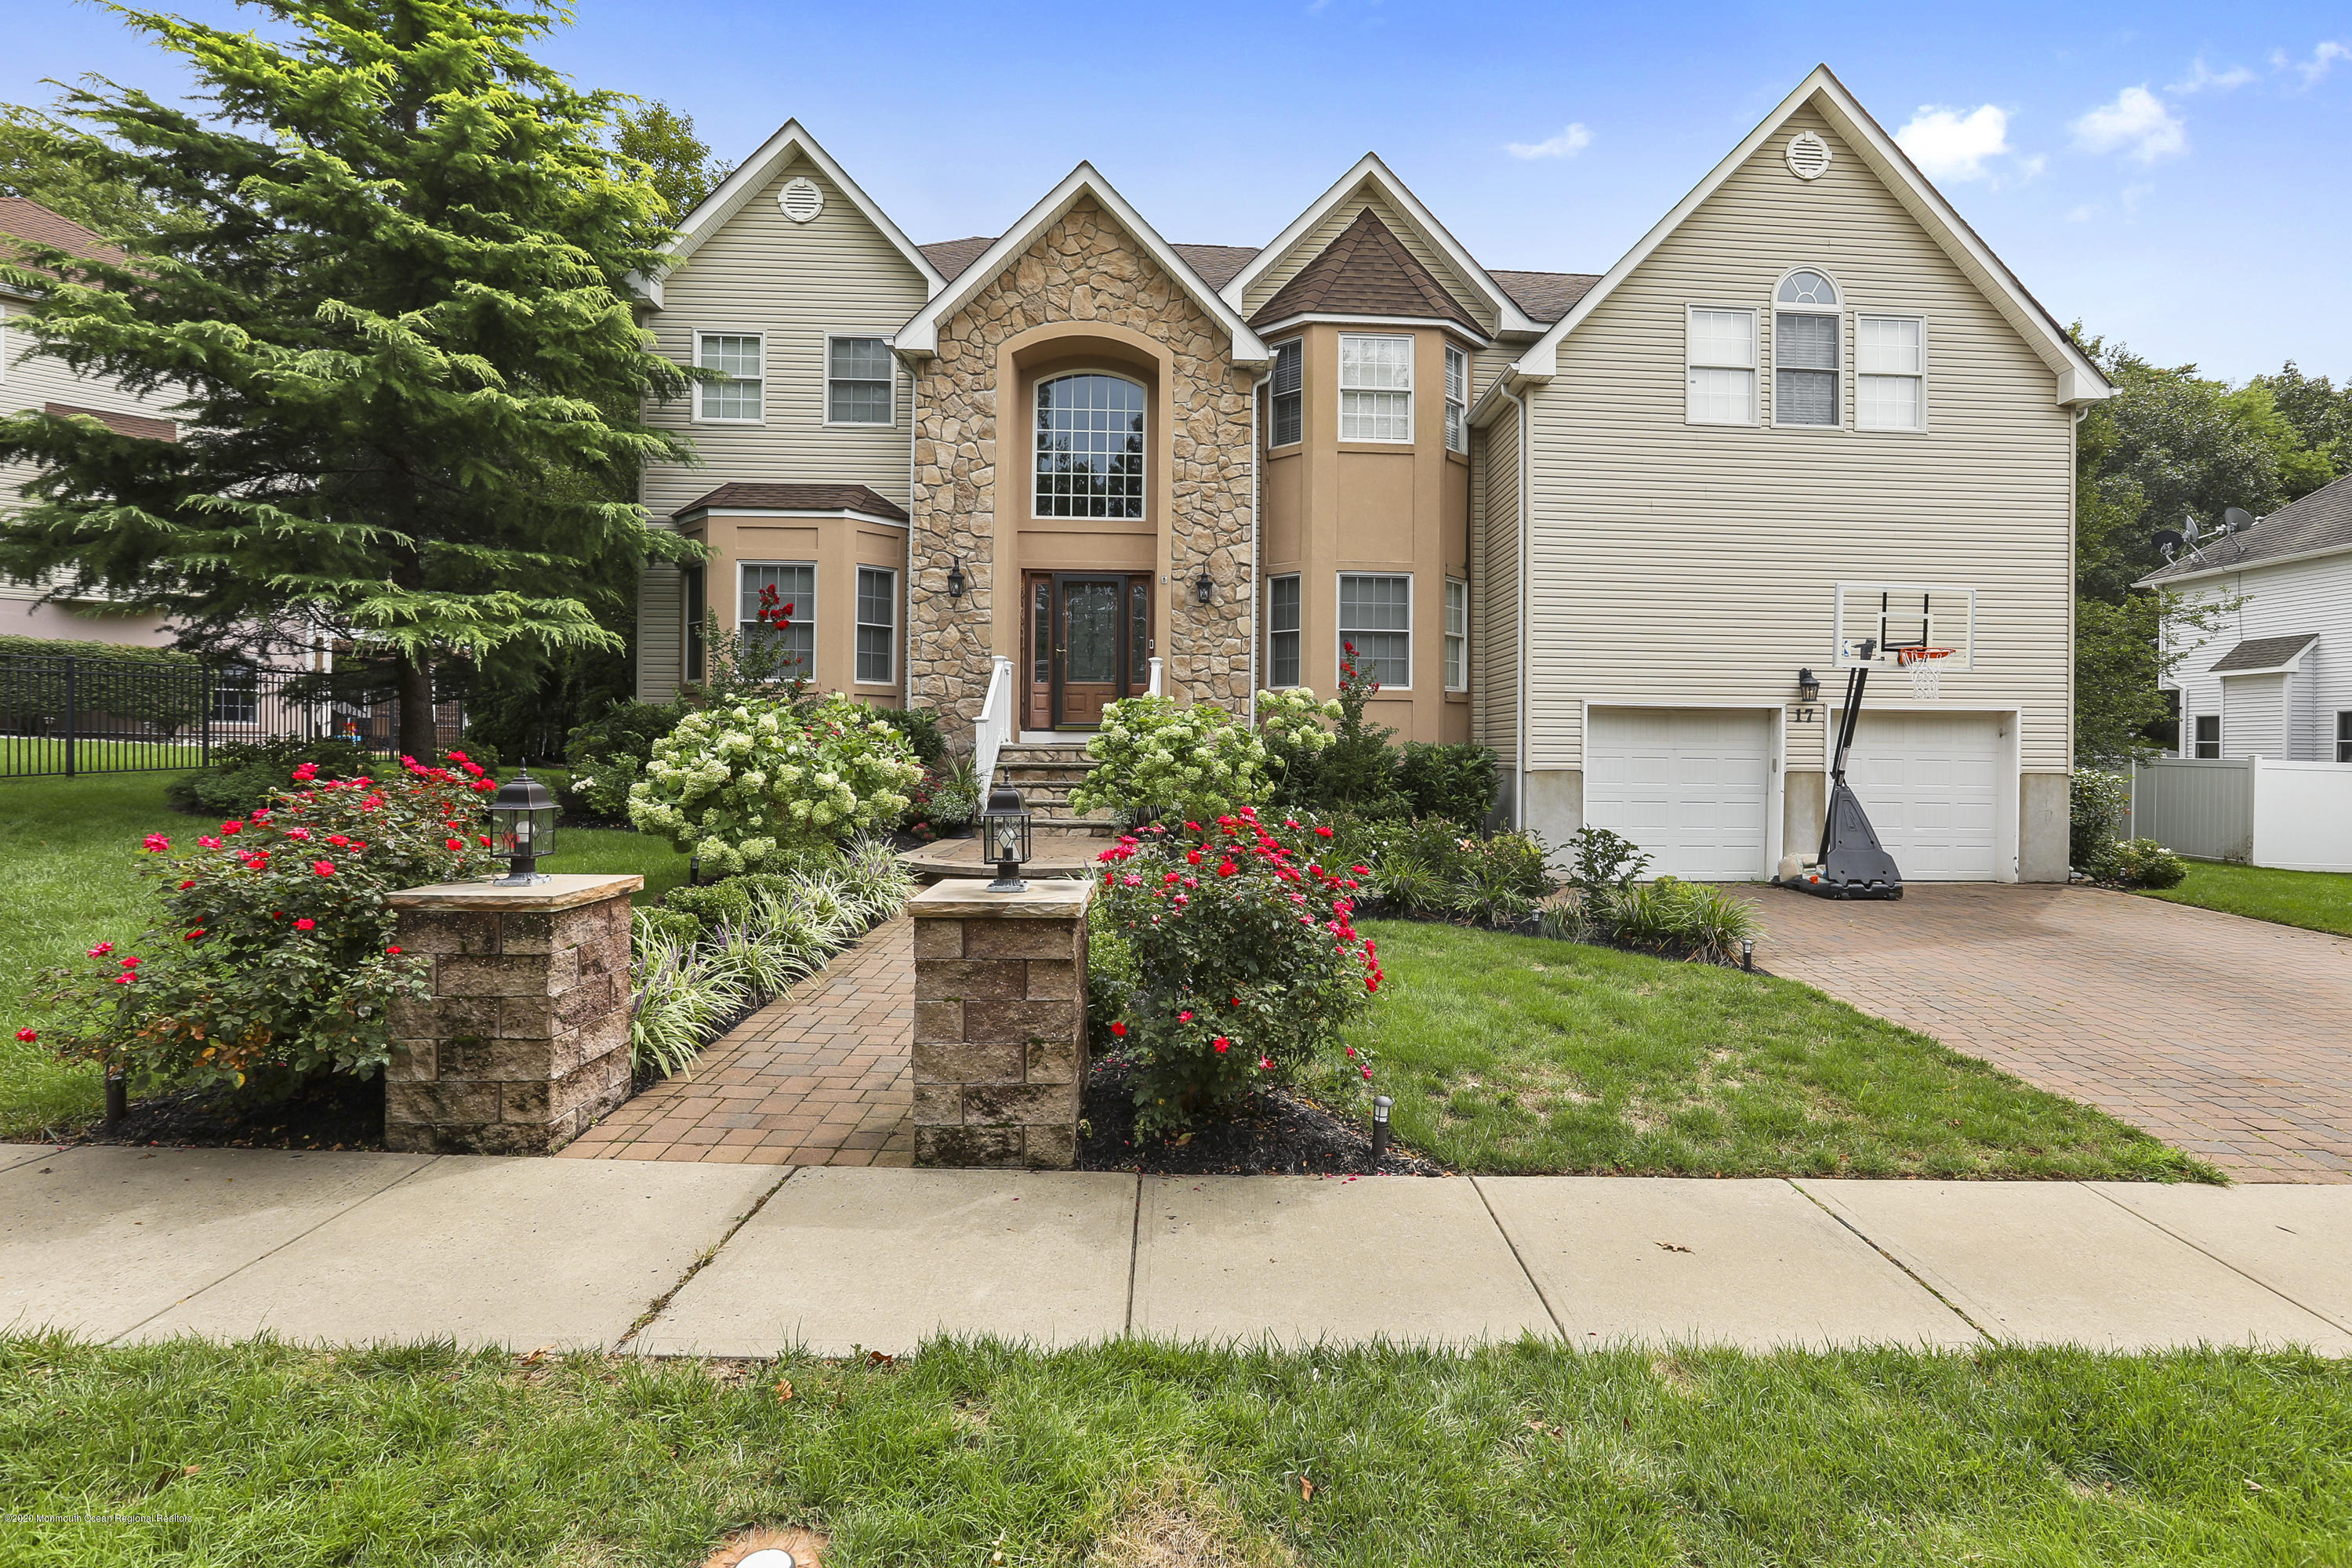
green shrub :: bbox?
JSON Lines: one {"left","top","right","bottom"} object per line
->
{"left": 868, "top": 706, "right": 946, "bottom": 769}
{"left": 1399, "top": 742, "right": 1498, "bottom": 825}
{"left": 627, "top": 920, "right": 748, "bottom": 1080}
{"left": 909, "top": 746, "right": 982, "bottom": 833}
{"left": 2108, "top": 837, "right": 2189, "bottom": 890}
{"left": 1575, "top": 877, "right": 1762, "bottom": 965}
{"left": 1315, "top": 644, "right": 1407, "bottom": 816}
{"left": 2070, "top": 768, "right": 2132, "bottom": 874}
{"left": 564, "top": 699, "right": 685, "bottom": 820}
{"left": 164, "top": 737, "right": 377, "bottom": 818}
{"left": 1358, "top": 817, "right": 1552, "bottom": 927}
{"left": 1069, "top": 696, "right": 1271, "bottom": 823}
{"left": 1093, "top": 811, "right": 1381, "bottom": 1134}
{"left": 631, "top": 907, "right": 702, "bottom": 949}
{"left": 0, "top": 637, "right": 212, "bottom": 732}
{"left": 1255, "top": 687, "right": 1341, "bottom": 807}
{"left": 0, "top": 633, "right": 202, "bottom": 666}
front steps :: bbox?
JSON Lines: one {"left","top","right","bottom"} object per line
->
{"left": 996, "top": 738, "right": 1115, "bottom": 833}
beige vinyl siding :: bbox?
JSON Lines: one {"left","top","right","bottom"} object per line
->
{"left": 1470, "top": 405, "right": 1520, "bottom": 764}
{"left": 1523, "top": 104, "right": 2074, "bottom": 776}
{"left": 639, "top": 156, "right": 928, "bottom": 521}
{"left": 1242, "top": 191, "right": 1499, "bottom": 333}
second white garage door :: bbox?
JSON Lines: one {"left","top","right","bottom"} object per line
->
{"left": 1843, "top": 710, "right": 2005, "bottom": 880}
{"left": 1585, "top": 708, "right": 1772, "bottom": 880}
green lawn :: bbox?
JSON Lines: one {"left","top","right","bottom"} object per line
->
{"left": 2136, "top": 860, "right": 2352, "bottom": 937}
{"left": 1325, "top": 920, "right": 2216, "bottom": 1182}
{"left": 1, "top": 1335, "right": 2343, "bottom": 1566}
{"left": 0, "top": 771, "right": 686, "bottom": 1139}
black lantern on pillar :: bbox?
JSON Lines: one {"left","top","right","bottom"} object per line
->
{"left": 487, "top": 765, "right": 559, "bottom": 885}
{"left": 979, "top": 781, "right": 1032, "bottom": 893}
{"left": 1795, "top": 666, "right": 1821, "bottom": 724}
{"left": 1194, "top": 568, "right": 1214, "bottom": 605}
{"left": 946, "top": 558, "right": 967, "bottom": 598}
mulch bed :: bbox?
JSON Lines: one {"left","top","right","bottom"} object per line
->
{"left": 1076, "top": 1054, "right": 1448, "bottom": 1177}
{"left": 67, "top": 1070, "right": 387, "bottom": 1152}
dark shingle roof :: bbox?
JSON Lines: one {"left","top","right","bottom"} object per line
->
{"left": 2209, "top": 633, "right": 2319, "bottom": 673}
{"left": 43, "top": 403, "right": 176, "bottom": 441}
{"left": 1247, "top": 209, "right": 1480, "bottom": 333}
{"left": 918, "top": 235, "right": 995, "bottom": 282}
{"left": 921, "top": 234, "right": 1259, "bottom": 291}
{"left": 0, "top": 197, "right": 127, "bottom": 271}
{"left": 673, "top": 483, "right": 907, "bottom": 523}
{"left": 2140, "top": 471, "right": 2352, "bottom": 583}
{"left": 1489, "top": 268, "right": 1603, "bottom": 325}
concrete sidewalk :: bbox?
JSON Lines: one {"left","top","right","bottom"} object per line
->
{"left": 4, "top": 1144, "right": 2347, "bottom": 1357}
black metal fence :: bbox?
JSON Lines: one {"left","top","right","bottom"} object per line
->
{"left": 0, "top": 653, "right": 465, "bottom": 779}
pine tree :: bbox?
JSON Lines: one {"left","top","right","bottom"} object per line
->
{"left": 0, "top": 0, "right": 702, "bottom": 757}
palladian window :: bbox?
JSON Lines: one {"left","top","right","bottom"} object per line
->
{"left": 1034, "top": 373, "right": 1145, "bottom": 519}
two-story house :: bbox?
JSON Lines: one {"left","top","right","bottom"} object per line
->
{"left": 633, "top": 66, "right": 2108, "bottom": 882}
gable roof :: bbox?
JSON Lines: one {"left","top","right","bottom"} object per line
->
{"left": 2137, "top": 472, "right": 2352, "bottom": 586}
{"left": 642, "top": 121, "right": 945, "bottom": 306}
{"left": 1248, "top": 209, "right": 1484, "bottom": 336}
{"left": 892, "top": 163, "right": 1269, "bottom": 365}
{"left": 1219, "top": 153, "right": 1542, "bottom": 336}
{"left": 673, "top": 481, "right": 907, "bottom": 524}
{"left": 1504, "top": 66, "right": 2110, "bottom": 407}
{"left": 0, "top": 197, "right": 130, "bottom": 299}
{"left": 2209, "top": 633, "right": 2318, "bottom": 676}
{"left": 1489, "top": 269, "right": 1604, "bottom": 325}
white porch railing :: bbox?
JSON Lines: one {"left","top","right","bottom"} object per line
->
{"left": 974, "top": 654, "right": 1015, "bottom": 789}
{"left": 1145, "top": 656, "right": 1163, "bottom": 696}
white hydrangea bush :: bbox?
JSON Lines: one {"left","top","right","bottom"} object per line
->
{"left": 628, "top": 695, "right": 921, "bottom": 873}
{"left": 1068, "top": 696, "right": 1271, "bottom": 822}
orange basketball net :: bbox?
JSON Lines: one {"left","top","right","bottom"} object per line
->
{"left": 1894, "top": 646, "right": 1955, "bottom": 699}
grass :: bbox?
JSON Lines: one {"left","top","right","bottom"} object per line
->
{"left": 0, "top": 770, "right": 688, "bottom": 1139}
{"left": 1324, "top": 920, "right": 2217, "bottom": 1182}
{"left": 0, "top": 1334, "right": 2345, "bottom": 1565}
{"left": 2135, "top": 860, "right": 2352, "bottom": 937}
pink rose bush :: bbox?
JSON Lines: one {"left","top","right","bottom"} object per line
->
{"left": 27, "top": 753, "right": 502, "bottom": 1098}
{"left": 1094, "top": 808, "right": 1384, "bottom": 1134}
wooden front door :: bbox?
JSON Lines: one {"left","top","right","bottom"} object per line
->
{"left": 1024, "top": 572, "right": 1152, "bottom": 729}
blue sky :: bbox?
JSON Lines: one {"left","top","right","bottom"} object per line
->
{"left": 9, "top": 0, "right": 2349, "bottom": 381}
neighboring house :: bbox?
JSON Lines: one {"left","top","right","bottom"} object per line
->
{"left": 0, "top": 195, "right": 180, "bottom": 647}
{"left": 2140, "top": 471, "right": 2352, "bottom": 763}
{"left": 633, "top": 65, "right": 2107, "bottom": 882}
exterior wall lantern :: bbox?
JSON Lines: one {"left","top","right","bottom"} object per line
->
{"left": 980, "top": 782, "right": 1032, "bottom": 893}
{"left": 487, "top": 765, "right": 559, "bottom": 885}
{"left": 946, "top": 558, "right": 967, "bottom": 598}
{"left": 1194, "top": 568, "right": 1214, "bottom": 605}
{"left": 1795, "top": 666, "right": 1821, "bottom": 724}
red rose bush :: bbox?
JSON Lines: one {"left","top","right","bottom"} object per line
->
{"left": 28, "top": 753, "right": 503, "bottom": 1098}
{"left": 1094, "top": 808, "right": 1383, "bottom": 1135}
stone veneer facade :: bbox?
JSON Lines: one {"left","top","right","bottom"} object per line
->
{"left": 906, "top": 198, "right": 1258, "bottom": 738}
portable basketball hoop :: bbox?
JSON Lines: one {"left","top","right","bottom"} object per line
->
{"left": 1896, "top": 646, "right": 1955, "bottom": 700}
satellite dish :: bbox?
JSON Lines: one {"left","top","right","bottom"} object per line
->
{"left": 2154, "top": 528, "right": 2185, "bottom": 562}
{"left": 2225, "top": 506, "right": 2256, "bottom": 534}
{"left": 2182, "top": 514, "right": 2202, "bottom": 543}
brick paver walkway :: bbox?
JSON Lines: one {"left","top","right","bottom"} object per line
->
{"left": 561, "top": 918, "right": 913, "bottom": 1167}
{"left": 1744, "top": 884, "right": 2352, "bottom": 1183}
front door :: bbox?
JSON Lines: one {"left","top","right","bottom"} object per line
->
{"left": 1025, "top": 572, "right": 1152, "bottom": 729}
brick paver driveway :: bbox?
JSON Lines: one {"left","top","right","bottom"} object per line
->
{"left": 1744, "top": 884, "right": 2352, "bottom": 1183}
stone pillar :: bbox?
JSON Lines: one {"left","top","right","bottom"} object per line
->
{"left": 384, "top": 873, "right": 642, "bottom": 1155}
{"left": 909, "top": 877, "right": 1091, "bottom": 1169}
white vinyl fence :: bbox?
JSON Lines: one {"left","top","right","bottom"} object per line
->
{"left": 2130, "top": 757, "right": 2352, "bottom": 872}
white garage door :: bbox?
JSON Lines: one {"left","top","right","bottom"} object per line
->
{"left": 1585, "top": 708, "right": 1771, "bottom": 880}
{"left": 1845, "top": 710, "right": 2003, "bottom": 880}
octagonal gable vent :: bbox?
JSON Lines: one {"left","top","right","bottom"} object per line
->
{"left": 778, "top": 176, "right": 824, "bottom": 223}
{"left": 1785, "top": 131, "right": 1832, "bottom": 182}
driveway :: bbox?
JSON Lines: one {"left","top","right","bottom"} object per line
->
{"left": 1745, "top": 884, "right": 2352, "bottom": 1183}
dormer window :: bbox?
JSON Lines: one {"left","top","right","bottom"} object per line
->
{"left": 1773, "top": 269, "right": 1840, "bottom": 427}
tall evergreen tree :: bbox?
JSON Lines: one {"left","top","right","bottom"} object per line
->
{"left": 0, "top": 0, "right": 702, "bottom": 757}
{"left": 611, "top": 102, "right": 733, "bottom": 220}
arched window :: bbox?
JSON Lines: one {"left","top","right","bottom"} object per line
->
{"left": 1776, "top": 268, "right": 1838, "bottom": 307}
{"left": 1773, "top": 268, "right": 1841, "bottom": 426}
{"left": 1034, "top": 373, "right": 1145, "bottom": 519}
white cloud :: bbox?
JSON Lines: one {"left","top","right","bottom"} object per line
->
{"left": 2070, "top": 85, "right": 2187, "bottom": 163}
{"left": 2280, "top": 40, "right": 2350, "bottom": 86}
{"left": 1504, "top": 123, "right": 1592, "bottom": 161}
{"left": 2169, "top": 58, "right": 2256, "bottom": 93}
{"left": 1894, "top": 104, "right": 2013, "bottom": 180}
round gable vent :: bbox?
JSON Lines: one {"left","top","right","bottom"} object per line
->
{"left": 778, "top": 176, "right": 824, "bottom": 223}
{"left": 1785, "top": 131, "right": 1832, "bottom": 182}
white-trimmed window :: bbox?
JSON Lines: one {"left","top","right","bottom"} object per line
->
{"left": 1338, "top": 573, "right": 1411, "bottom": 688}
{"left": 855, "top": 566, "right": 895, "bottom": 684}
{"left": 2194, "top": 713, "right": 2220, "bottom": 759}
{"left": 1269, "top": 339, "right": 1302, "bottom": 448}
{"left": 1268, "top": 573, "right": 1301, "bottom": 688}
{"left": 1772, "top": 270, "right": 1840, "bottom": 427}
{"left": 739, "top": 561, "right": 814, "bottom": 677}
{"left": 1857, "top": 315, "right": 1926, "bottom": 430}
{"left": 1035, "top": 372, "right": 1145, "bottom": 518}
{"left": 1686, "top": 308, "right": 1756, "bottom": 424}
{"left": 826, "top": 336, "right": 894, "bottom": 425}
{"left": 1443, "top": 578, "right": 1467, "bottom": 690}
{"left": 1339, "top": 334, "right": 1413, "bottom": 442}
{"left": 696, "top": 333, "right": 764, "bottom": 422}
{"left": 1444, "top": 344, "right": 1468, "bottom": 452}
{"left": 2336, "top": 710, "right": 2352, "bottom": 764}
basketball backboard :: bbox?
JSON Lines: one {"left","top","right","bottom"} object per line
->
{"left": 1831, "top": 583, "right": 1976, "bottom": 671}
